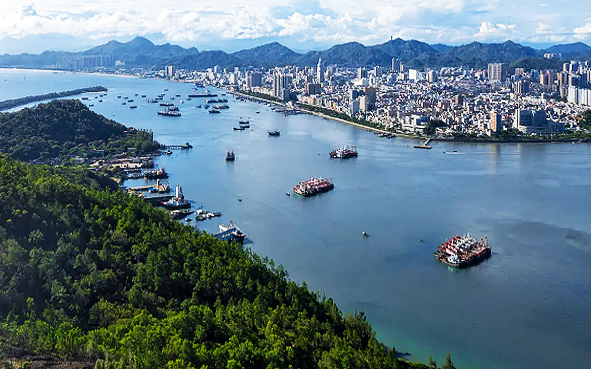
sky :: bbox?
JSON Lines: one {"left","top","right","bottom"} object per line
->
{"left": 0, "top": 1, "right": 590, "bottom": 54}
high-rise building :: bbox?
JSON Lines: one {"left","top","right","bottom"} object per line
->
{"left": 246, "top": 71, "right": 262, "bottom": 89}
{"left": 427, "top": 70, "right": 438, "bottom": 83}
{"left": 490, "top": 111, "right": 502, "bottom": 133}
{"left": 408, "top": 69, "right": 419, "bottom": 82}
{"left": 273, "top": 72, "right": 293, "bottom": 101}
{"left": 317, "top": 58, "right": 324, "bottom": 83}
{"left": 165, "top": 65, "right": 176, "bottom": 78}
{"left": 374, "top": 66, "right": 382, "bottom": 78}
{"left": 391, "top": 58, "right": 400, "bottom": 72}
{"left": 514, "top": 109, "right": 533, "bottom": 129}
{"left": 306, "top": 83, "right": 322, "bottom": 95}
{"left": 488, "top": 63, "right": 507, "bottom": 82}
{"left": 357, "top": 67, "right": 368, "bottom": 79}
{"left": 515, "top": 80, "right": 530, "bottom": 94}
{"left": 362, "top": 87, "right": 377, "bottom": 110}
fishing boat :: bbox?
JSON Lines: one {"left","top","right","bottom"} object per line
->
{"left": 238, "top": 117, "right": 250, "bottom": 124}
{"left": 209, "top": 109, "right": 220, "bottom": 114}
{"left": 226, "top": 150, "right": 235, "bottom": 161}
{"left": 268, "top": 131, "right": 280, "bottom": 136}
{"left": 233, "top": 127, "right": 245, "bottom": 131}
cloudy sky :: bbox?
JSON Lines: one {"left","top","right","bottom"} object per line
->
{"left": 1, "top": 0, "right": 590, "bottom": 53}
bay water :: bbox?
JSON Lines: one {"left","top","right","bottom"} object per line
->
{"left": 2, "top": 68, "right": 591, "bottom": 369}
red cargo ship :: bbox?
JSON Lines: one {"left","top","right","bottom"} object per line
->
{"left": 434, "top": 234, "right": 491, "bottom": 268}
{"left": 292, "top": 177, "right": 334, "bottom": 196}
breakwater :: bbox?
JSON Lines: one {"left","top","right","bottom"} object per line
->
{"left": 0, "top": 86, "right": 107, "bottom": 111}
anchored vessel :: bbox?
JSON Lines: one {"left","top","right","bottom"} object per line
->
{"left": 158, "top": 106, "right": 181, "bottom": 116}
{"left": 434, "top": 234, "right": 492, "bottom": 268}
{"left": 329, "top": 145, "right": 358, "bottom": 158}
{"left": 214, "top": 221, "right": 246, "bottom": 243}
{"left": 292, "top": 177, "right": 334, "bottom": 197}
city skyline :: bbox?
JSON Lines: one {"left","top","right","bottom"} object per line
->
{"left": 2, "top": 1, "right": 591, "bottom": 54}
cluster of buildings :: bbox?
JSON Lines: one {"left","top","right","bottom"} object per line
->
{"left": 87, "top": 55, "right": 591, "bottom": 138}
{"left": 191, "top": 58, "right": 591, "bottom": 137}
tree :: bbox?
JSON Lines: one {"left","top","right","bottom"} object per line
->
{"left": 443, "top": 353, "right": 456, "bottom": 369}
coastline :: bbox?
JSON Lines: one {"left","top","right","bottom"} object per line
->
{"left": 228, "top": 88, "right": 591, "bottom": 144}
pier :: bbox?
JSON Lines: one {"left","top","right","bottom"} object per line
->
{"left": 128, "top": 184, "right": 157, "bottom": 192}
{"left": 143, "top": 195, "right": 174, "bottom": 204}
{"left": 414, "top": 138, "right": 432, "bottom": 149}
{"left": 161, "top": 142, "right": 193, "bottom": 150}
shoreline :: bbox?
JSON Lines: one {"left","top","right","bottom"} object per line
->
{"left": 228, "top": 89, "right": 590, "bottom": 144}
{"left": 3, "top": 68, "right": 588, "bottom": 145}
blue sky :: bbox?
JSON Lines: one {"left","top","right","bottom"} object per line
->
{"left": 1, "top": 1, "right": 590, "bottom": 53}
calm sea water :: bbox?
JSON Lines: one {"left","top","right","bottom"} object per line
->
{"left": 2, "top": 68, "right": 591, "bottom": 369}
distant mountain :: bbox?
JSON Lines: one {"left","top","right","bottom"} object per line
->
{"left": 430, "top": 43, "right": 453, "bottom": 53}
{"left": 0, "top": 36, "right": 590, "bottom": 70}
{"left": 231, "top": 42, "right": 300, "bottom": 68}
{"left": 543, "top": 42, "right": 591, "bottom": 59}
{"left": 439, "top": 41, "right": 541, "bottom": 69}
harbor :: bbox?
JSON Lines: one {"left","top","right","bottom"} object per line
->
{"left": 4, "top": 70, "right": 589, "bottom": 369}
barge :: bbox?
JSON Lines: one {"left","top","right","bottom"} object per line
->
{"left": 434, "top": 234, "right": 491, "bottom": 268}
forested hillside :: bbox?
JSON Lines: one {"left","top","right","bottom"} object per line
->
{"left": 0, "top": 100, "right": 158, "bottom": 163}
{"left": 0, "top": 156, "right": 445, "bottom": 369}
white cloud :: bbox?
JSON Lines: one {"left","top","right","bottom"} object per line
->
{"left": 574, "top": 23, "right": 591, "bottom": 34}
{"left": 1, "top": 0, "right": 590, "bottom": 52}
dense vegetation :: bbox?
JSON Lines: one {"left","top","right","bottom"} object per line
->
{"left": 0, "top": 155, "right": 450, "bottom": 369}
{"left": 0, "top": 87, "right": 107, "bottom": 111}
{"left": 0, "top": 100, "right": 158, "bottom": 163}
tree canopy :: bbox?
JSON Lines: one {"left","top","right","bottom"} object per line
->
{"left": 0, "top": 100, "right": 158, "bottom": 163}
{"left": 0, "top": 155, "right": 437, "bottom": 369}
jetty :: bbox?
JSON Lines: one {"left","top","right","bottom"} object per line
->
{"left": 143, "top": 195, "right": 174, "bottom": 204}
{"left": 414, "top": 138, "right": 432, "bottom": 149}
{"left": 161, "top": 142, "right": 193, "bottom": 150}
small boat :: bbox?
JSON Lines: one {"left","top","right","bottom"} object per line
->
{"left": 233, "top": 127, "right": 245, "bottom": 131}
{"left": 286, "top": 192, "right": 291, "bottom": 196}
{"left": 268, "top": 131, "right": 280, "bottom": 136}
{"left": 209, "top": 109, "right": 220, "bottom": 114}
{"left": 362, "top": 232, "right": 369, "bottom": 237}
{"left": 165, "top": 150, "right": 173, "bottom": 155}
{"left": 226, "top": 150, "right": 235, "bottom": 161}
{"left": 256, "top": 111, "right": 260, "bottom": 114}
{"left": 130, "top": 105, "right": 137, "bottom": 109}
{"left": 195, "top": 105, "right": 202, "bottom": 108}
{"left": 89, "top": 104, "right": 94, "bottom": 107}
{"left": 121, "top": 102, "right": 126, "bottom": 105}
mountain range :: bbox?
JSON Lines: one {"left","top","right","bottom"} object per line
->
{"left": 1, "top": 36, "right": 590, "bottom": 70}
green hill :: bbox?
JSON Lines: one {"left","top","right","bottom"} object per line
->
{"left": 0, "top": 155, "right": 440, "bottom": 369}
{"left": 0, "top": 99, "right": 158, "bottom": 163}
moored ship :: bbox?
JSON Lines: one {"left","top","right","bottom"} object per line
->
{"left": 160, "top": 184, "right": 191, "bottom": 210}
{"left": 329, "top": 145, "right": 358, "bottom": 158}
{"left": 214, "top": 221, "right": 246, "bottom": 244}
{"left": 434, "top": 234, "right": 492, "bottom": 268}
{"left": 292, "top": 177, "right": 334, "bottom": 197}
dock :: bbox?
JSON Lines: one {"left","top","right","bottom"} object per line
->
{"left": 143, "top": 195, "right": 174, "bottom": 204}
{"left": 128, "top": 184, "right": 157, "bottom": 192}
{"left": 161, "top": 142, "right": 193, "bottom": 150}
{"left": 414, "top": 138, "right": 432, "bottom": 149}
